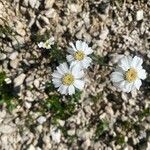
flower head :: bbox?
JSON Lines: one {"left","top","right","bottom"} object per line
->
{"left": 38, "top": 37, "right": 55, "bottom": 49}
{"left": 66, "top": 40, "right": 93, "bottom": 69}
{"left": 52, "top": 63, "right": 85, "bottom": 95}
{"left": 110, "top": 56, "right": 147, "bottom": 93}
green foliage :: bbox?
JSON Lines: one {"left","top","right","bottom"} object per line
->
{"left": 95, "top": 119, "right": 109, "bottom": 139}
{"left": 40, "top": 89, "right": 82, "bottom": 123}
{"left": 0, "top": 72, "right": 6, "bottom": 85}
{"left": 0, "top": 24, "right": 13, "bottom": 38}
{"left": 139, "top": 108, "right": 150, "bottom": 120}
{"left": 31, "top": 30, "right": 50, "bottom": 43}
{"left": 91, "top": 54, "right": 111, "bottom": 67}
{"left": 50, "top": 44, "right": 66, "bottom": 63}
{"left": 0, "top": 72, "right": 17, "bottom": 112}
{"left": 90, "top": 92, "right": 103, "bottom": 104}
{"left": 116, "top": 134, "right": 125, "bottom": 145}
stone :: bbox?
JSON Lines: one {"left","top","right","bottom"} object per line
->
{"left": 10, "top": 59, "right": 19, "bottom": 69}
{"left": 51, "top": 127, "right": 61, "bottom": 143}
{"left": 9, "top": 52, "right": 18, "bottom": 60}
{"left": 0, "top": 124, "right": 16, "bottom": 134}
{"left": 44, "top": 0, "right": 55, "bottom": 9}
{"left": 37, "top": 116, "right": 46, "bottom": 124}
{"left": 0, "top": 53, "right": 6, "bottom": 60}
{"left": 4, "top": 78, "right": 12, "bottom": 84}
{"left": 33, "top": 79, "right": 40, "bottom": 88}
{"left": 29, "top": 0, "right": 36, "bottom": 8}
{"left": 67, "top": 129, "right": 75, "bottom": 136}
{"left": 28, "top": 145, "right": 35, "bottom": 150}
{"left": 24, "top": 101, "right": 32, "bottom": 109}
{"left": 136, "top": 10, "right": 143, "bottom": 21}
{"left": 14, "top": 73, "right": 26, "bottom": 87}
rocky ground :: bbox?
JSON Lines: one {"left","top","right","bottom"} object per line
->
{"left": 0, "top": 0, "right": 150, "bottom": 149}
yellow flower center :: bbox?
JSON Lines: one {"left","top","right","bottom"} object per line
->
{"left": 62, "top": 73, "right": 74, "bottom": 85}
{"left": 125, "top": 68, "right": 138, "bottom": 82}
{"left": 74, "top": 51, "right": 85, "bottom": 61}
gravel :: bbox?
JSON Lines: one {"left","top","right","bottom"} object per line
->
{"left": 0, "top": 0, "right": 150, "bottom": 149}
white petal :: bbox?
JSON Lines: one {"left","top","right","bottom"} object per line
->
{"left": 123, "top": 82, "right": 134, "bottom": 93}
{"left": 81, "top": 57, "right": 92, "bottom": 68}
{"left": 134, "top": 79, "right": 142, "bottom": 90}
{"left": 74, "top": 80, "right": 84, "bottom": 90}
{"left": 69, "top": 42, "right": 77, "bottom": 51}
{"left": 71, "top": 65, "right": 84, "bottom": 79}
{"left": 52, "top": 78, "right": 62, "bottom": 88}
{"left": 81, "top": 42, "right": 88, "bottom": 52}
{"left": 59, "top": 63, "right": 69, "bottom": 73}
{"left": 70, "top": 61, "right": 79, "bottom": 68}
{"left": 57, "top": 67, "right": 64, "bottom": 75}
{"left": 58, "top": 85, "right": 68, "bottom": 94}
{"left": 137, "top": 69, "right": 147, "bottom": 80}
{"left": 131, "top": 56, "right": 143, "bottom": 69}
{"left": 68, "top": 85, "right": 75, "bottom": 95}
{"left": 52, "top": 71, "right": 62, "bottom": 78}
{"left": 66, "top": 55, "right": 74, "bottom": 62}
{"left": 111, "top": 72, "right": 124, "bottom": 82}
{"left": 76, "top": 40, "right": 82, "bottom": 50}
{"left": 118, "top": 56, "right": 132, "bottom": 71}
{"left": 84, "top": 47, "right": 93, "bottom": 55}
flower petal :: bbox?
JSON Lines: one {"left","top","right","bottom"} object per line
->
{"left": 111, "top": 72, "right": 124, "bottom": 83}
{"left": 118, "top": 56, "right": 132, "bottom": 71}
{"left": 52, "top": 78, "right": 62, "bottom": 88}
{"left": 69, "top": 42, "right": 77, "bottom": 51}
{"left": 52, "top": 71, "right": 62, "bottom": 78}
{"left": 81, "top": 57, "right": 92, "bottom": 68}
{"left": 71, "top": 65, "right": 84, "bottom": 79}
{"left": 66, "top": 55, "right": 74, "bottom": 62}
{"left": 59, "top": 63, "right": 69, "bottom": 74}
{"left": 68, "top": 85, "right": 75, "bottom": 95}
{"left": 138, "top": 69, "right": 147, "bottom": 80}
{"left": 76, "top": 40, "right": 82, "bottom": 50}
{"left": 74, "top": 80, "right": 84, "bottom": 90}
{"left": 58, "top": 85, "right": 68, "bottom": 94}
{"left": 134, "top": 79, "right": 142, "bottom": 90}
{"left": 131, "top": 56, "right": 143, "bottom": 69}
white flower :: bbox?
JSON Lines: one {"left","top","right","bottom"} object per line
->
{"left": 66, "top": 40, "right": 93, "bottom": 69}
{"left": 110, "top": 56, "right": 147, "bottom": 93}
{"left": 52, "top": 63, "right": 85, "bottom": 95}
{"left": 38, "top": 37, "right": 55, "bottom": 49}
{"left": 51, "top": 127, "right": 61, "bottom": 143}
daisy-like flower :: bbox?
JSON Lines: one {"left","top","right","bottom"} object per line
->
{"left": 52, "top": 63, "right": 85, "bottom": 95}
{"left": 38, "top": 37, "right": 55, "bottom": 49}
{"left": 110, "top": 56, "right": 147, "bottom": 93}
{"left": 66, "top": 40, "right": 93, "bottom": 69}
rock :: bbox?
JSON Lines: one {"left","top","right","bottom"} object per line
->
{"left": 136, "top": 10, "right": 143, "bottom": 21}
{"left": 25, "top": 75, "right": 34, "bottom": 86}
{"left": 0, "top": 53, "right": 6, "bottom": 60}
{"left": 0, "top": 124, "right": 16, "bottom": 134}
{"left": 33, "top": 79, "right": 40, "bottom": 88}
{"left": 10, "top": 59, "right": 19, "bottom": 69}
{"left": 24, "top": 101, "right": 32, "bottom": 109}
{"left": 44, "top": 0, "right": 55, "bottom": 9}
{"left": 37, "top": 116, "right": 46, "bottom": 124}
{"left": 67, "top": 129, "right": 75, "bottom": 136}
{"left": 28, "top": 145, "right": 35, "bottom": 150}
{"left": 4, "top": 78, "right": 12, "bottom": 84}
{"left": 81, "top": 139, "right": 91, "bottom": 150}
{"left": 29, "top": 0, "right": 36, "bottom": 8}
{"left": 51, "top": 127, "right": 61, "bottom": 143}
{"left": 9, "top": 52, "right": 18, "bottom": 60}
{"left": 14, "top": 73, "right": 26, "bottom": 87}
